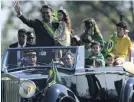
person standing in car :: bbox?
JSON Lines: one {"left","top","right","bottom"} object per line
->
{"left": 85, "top": 41, "right": 105, "bottom": 67}
{"left": 80, "top": 18, "right": 105, "bottom": 48}
{"left": 9, "top": 29, "right": 32, "bottom": 48}
{"left": 108, "top": 21, "right": 132, "bottom": 62}
{"left": 54, "top": 7, "right": 71, "bottom": 46}
{"left": 9, "top": 29, "right": 33, "bottom": 66}
{"left": 26, "top": 31, "right": 35, "bottom": 45}
{"left": 13, "top": 0, "right": 60, "bottom": 46}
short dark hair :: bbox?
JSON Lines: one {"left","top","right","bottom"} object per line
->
{"left": 116, "top": 21, "right": 127, "bottom": 29}
{"left": 105, "top": 53, "right": 115, "bottom": 59}
{"left": 26, "top": 31, "right": 34, "bottom": 37}
{"left": 40, "top": 5, "right": 52, "bottom": 12}
{"left": 26, "top": 31, "right": 31, "bottom": 35}
{"left": 71, "top": 35, "right": 82, "bottom": 46}
{"left": 18, "top": 29, "right": 27, "bottom": 35}
{"left": 91, "top": 41, "right": 101, "bottom": 48}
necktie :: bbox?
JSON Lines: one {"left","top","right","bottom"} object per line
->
{"left": 17, "top": 47, "right": 24, "bottom": 65}
{"left": 20, "top": 50, "right": 24, "bottom": 59}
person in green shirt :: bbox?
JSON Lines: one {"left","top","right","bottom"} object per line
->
{"left": 85, "top": 41, "right": 105, "bottom": 67}
{"left": 82, "top": 36, "right": 93, "bottom": 59}
{"left": 80, "top": 18, "right": 105, "bottom": 48}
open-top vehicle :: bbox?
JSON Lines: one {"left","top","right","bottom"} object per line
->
{"left": 1, "top": 46, "right": 134, "bottom": 102}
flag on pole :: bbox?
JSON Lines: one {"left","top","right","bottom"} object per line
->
{"left": 52, "top": 10, "right": 58, "bottom": 22}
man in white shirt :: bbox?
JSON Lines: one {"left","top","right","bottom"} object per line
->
{"left": 8, "top": 29, "right": 33, "bottom": 66}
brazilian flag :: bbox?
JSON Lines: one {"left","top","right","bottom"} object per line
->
{"left": 52, "top": 10, "right": 58, "bottom": 22}
{"left": 52, "top": 10, "right": 57, "bottom": 17}
{"left": 46, "top": 61, "right": 63, "bottom": 86}
{"left": 103, "top": 32, "right": 116, "bottom": 57}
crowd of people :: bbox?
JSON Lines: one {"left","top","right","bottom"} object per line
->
{"left": 10, "top": 0, "right": 132, "bottom": 68}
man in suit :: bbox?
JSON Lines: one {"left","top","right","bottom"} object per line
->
{"left": 9, "top": 29, "right": 32, "bottom": 48}
{"left": 26, "top": 31, "right": 35, "bottom": 45}
{"left": 13, "top": 1, "right": 60, "bottom": 46}
{"left": 8, "top": 29, "right": 33, "bottom": 66}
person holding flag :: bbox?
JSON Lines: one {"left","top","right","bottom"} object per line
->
{"left": 103, "top": 31, "right": 116, "bottom": 57}
{"left": 104, "top": 21, "right": 132, "bottom": 62}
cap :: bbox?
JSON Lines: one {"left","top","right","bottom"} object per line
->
{"left": 25, "top": 51, "right": 36, "bottom": 56}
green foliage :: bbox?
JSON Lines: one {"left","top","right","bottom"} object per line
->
{"left": 64, "top": 1, "right": 134, "bottom": 40}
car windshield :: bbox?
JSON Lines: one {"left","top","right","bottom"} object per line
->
{"left": 2, "top": 46, "right": 77, "bottom": 71}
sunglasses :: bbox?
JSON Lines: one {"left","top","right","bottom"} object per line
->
{"left": 28, "top": 37, "right": 34, "bottom": 39}
{"left": 19, "top": 35, "right": 26, "bottom": 37}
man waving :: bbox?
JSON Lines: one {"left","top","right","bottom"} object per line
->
{"left": 13, "top": 0, "right": 60, "bottom": 46}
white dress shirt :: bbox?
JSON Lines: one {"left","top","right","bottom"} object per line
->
{"left": 17, "top": 41, "right": 26, "bottom": 65}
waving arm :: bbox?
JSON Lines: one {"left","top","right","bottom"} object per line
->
{"left": 13, "top": 0, "right": 35, "bottom": 28}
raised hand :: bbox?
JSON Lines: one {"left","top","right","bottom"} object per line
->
{"left": 13, "top": 0, "right": 21, "bottom": 15}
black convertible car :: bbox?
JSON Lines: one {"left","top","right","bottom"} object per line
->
{"left": 1, "top": 46, "right": 134, "bottom": 102}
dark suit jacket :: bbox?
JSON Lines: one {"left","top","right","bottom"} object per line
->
{"left": 9, "top": 42, "right": 33, "bottom": 48}
{"left": 19, "top": 15, "right": 60, "bottom": 46}
{"left": 8, "top": 42, "right": 33, "bottom": 66}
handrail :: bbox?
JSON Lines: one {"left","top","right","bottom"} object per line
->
{"left": 7, "top": 46, "right": 78, "bottom": 51}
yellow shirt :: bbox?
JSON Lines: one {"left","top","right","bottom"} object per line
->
{"left": 113, "top": 35, "right": 132, "bottom": 58}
